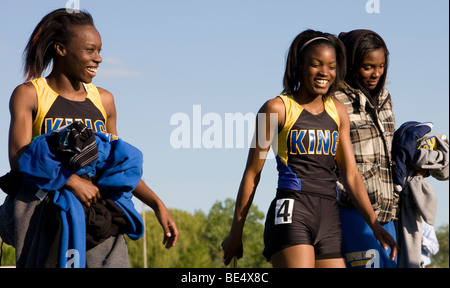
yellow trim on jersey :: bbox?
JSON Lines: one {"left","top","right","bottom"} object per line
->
{"left": 31, "top": 78, "right": 58, "bottom": 137}
{"left": 30, "top": 78, "right": 107, "bottom": 137}
{"left": 277, "top": 95, "right": 303, "bottom": 166}
{"left": 324, "top": 97, "right": 340, "bottom": 130}
{"left": 276, "top": 95, "right": 340, "bottom": 166}
{"left": 84, "top": 83, "right": 108, "bottom": 126}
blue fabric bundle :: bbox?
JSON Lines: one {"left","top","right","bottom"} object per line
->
{"left": 19, "top": 131, "right": 144, "bottom": 268}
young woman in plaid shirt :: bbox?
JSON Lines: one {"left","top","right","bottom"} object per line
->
{"left": 334, "top": 29, "right": 398, "bottom": 268}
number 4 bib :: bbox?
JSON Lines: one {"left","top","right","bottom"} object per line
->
{"left": 275, "top": 198, "right": 294, "bottom": 225}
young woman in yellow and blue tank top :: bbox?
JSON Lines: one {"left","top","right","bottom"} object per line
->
{"left": 222, "top": 30, "right": 398, "bottom": 268}
{"left": 2, "top": 8, "right": 177, "bottom": 267}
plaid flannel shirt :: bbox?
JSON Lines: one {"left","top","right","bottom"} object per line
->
{"left": 334, "top": 83, "right": 398, "bottom": 223}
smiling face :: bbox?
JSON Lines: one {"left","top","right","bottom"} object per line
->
{"left": 357, "top": 48, "right": 386, "bottom": 91}
{"left": 299, "top": 44, "right": 337, "bottom": 98}
{"left": 56, "top": 24, "right": 102, "bottom": 84}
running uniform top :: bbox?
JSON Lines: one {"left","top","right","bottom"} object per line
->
{"left": 30, "top": 77, "right": 108, "bottom": 137}
{"left": 275, "top": 94, "right": 340, "bottom": 199}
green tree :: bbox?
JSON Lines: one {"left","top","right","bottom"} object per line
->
{"left": 127, "top": 208, "right": 211, "bottom": 268}
{"left": 127, "top": 198, "right": 271, "bottom": 268}
{"left": 204, "top": 198, "right": 271, "bottom": 268}
{"left": 431, "top": 224, "right": 449, "bottom": 268}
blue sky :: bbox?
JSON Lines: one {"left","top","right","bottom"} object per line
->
{"left": 0, "top": 0, "right": 448, "bottom": 227}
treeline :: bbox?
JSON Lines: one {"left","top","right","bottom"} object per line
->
{"left": 127, "top": 198, "right": 271, "bottom": 268}
{"left": 0, "top": 198, "right": 448, "bottom": 268}
{"left": 127, "top": 199, "right": 450, "bottom": 268}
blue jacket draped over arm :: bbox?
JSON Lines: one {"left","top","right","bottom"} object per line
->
{"left": 18, "top": 132, "right": 144, "bottom": 268}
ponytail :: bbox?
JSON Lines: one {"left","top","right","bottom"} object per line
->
{"left": 23, "top": 8, "right": 94, "bottom": 81}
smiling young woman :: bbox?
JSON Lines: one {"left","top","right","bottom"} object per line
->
{"left": 50, "top": 24, "right": 103, "bottom": 87}
{"left": 0, "top": 8, "right": 177, "bottom": 268}
{"left": 221, "top": 29, "right": 397, "bottom": 268}
{"left": 334, "top": 29, "right": 398, "bottom": 268}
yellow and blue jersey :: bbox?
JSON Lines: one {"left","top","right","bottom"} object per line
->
{"left": 30, "top": 77, "right": 107, "bottom": 137}
{"left": 276, "top": 94, "right": 340, "bottom": 199}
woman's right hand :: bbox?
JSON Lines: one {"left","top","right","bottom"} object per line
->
{"left": 371, "top": 221, "right": 398, "bottom": 261}
{"left": 65, "top": 174, "right": 101, "bottom": 207}
{"left": 221, "top": 233, "right": 243, "bottom": 266}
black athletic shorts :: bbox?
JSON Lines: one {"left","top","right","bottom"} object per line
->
{"left": 263, "top": 190, "right": 343, "bottom": 261}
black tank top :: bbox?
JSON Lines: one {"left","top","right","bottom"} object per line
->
{"left": 276, "top": 95, "right": 340, "bottom": 199}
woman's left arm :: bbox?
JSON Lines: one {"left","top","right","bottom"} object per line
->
{"left": 334, "top": 99, "right": 397, "bottom": 261}
{"left": 133, "top": 181, "right": 179, "bottom": 249}
{"left": 100, "top": 87, "right": 178, "bottom": 249}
